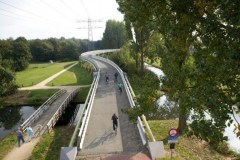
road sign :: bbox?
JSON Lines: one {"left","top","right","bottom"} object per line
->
{"left": 168, "top": 136, "right": 178, "bottom": 143}
{"left": 168, "top": 128, "right": 178, "bottom": 137}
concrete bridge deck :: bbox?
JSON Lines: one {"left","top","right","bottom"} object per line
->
{"left": 77, "top": 57, "right": 150, "bottom": 159}
{"left": 30, "top": 86, "right": 79, "bottom": 135}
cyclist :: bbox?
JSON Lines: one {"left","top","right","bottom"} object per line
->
{"left": 117, "top": 82, "right": 123, "bottom": 94}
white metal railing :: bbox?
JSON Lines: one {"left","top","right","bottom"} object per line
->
{"left": 20, "top": 89, "right": 67, "bottom": 131}
{"left": 44, "top": 88, "right": 80, "bottom": 132}
{"left": 75, "top": 54, "right": 101, "bottom": 149}
{"left": 92, "top": 55, "right": 136, "bottom": 108}
{"left": 137, "top": 116, "right": 147, "bottom": 145}
{"left": 77, "top": 67, "right": 100, "bottom": 149}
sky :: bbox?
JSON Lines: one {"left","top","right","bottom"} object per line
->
{"left": 0, "top": 0, "right": 124, "bottom": 40}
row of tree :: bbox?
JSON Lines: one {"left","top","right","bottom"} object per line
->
{"left": 116, "top": 0, "right": 240, "bottom": 145}
{"left": 0, "top": 20, "right": 127, "bottom": 96}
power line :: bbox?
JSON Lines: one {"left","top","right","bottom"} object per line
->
{"left": 80, "top": 0, "right": 90, "bottom": 17}
{"left": 0, "top": 0, "right": 43, "bottom": 19}
{"left": 61, "top": 0, "right": 79, "bottom": 18}
{"left": 0, "top": 12, "right": 24, "bottom": 21}
{"left": 40, "top": 0, "right": 70, "bottom": 18}
{"left": 77, "top": 18, "right": 103, "bottom": 50}
{"left": 0, "top": 7, "right": 46, "bottom": 23}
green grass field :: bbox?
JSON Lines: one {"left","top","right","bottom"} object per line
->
{"left": 47, "top": 64, "right": 93, "bottom": 86}
{"left": 16, "top": 61, "right": 76, "bottom": 87}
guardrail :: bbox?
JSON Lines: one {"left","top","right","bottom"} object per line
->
{"left": 77, "top": 61, "right": 100, "bottom": 149}
{"left": 20, "top": 89, "right": 67, "bottom": 131}
{"left": 92, "top": 55, "right": 136, "bottom": 108}
{"left": 44, "top": 88, "right": 80, "bottom": 133}
{"left": 137, "top": 116, "right": 147, "bottom": 145}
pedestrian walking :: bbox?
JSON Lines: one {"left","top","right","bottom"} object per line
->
{"left": 111, "top": 113, "right": 118, "bottom": 135}
{"left": 105, "top": 72, "right": 109, "bottom": 84}
{"left": 117, "top": 82, "right": 123, "bottom": 94}
{"left": 114, "top": 72, "right": 118, "bottom": 82}
{"left": 16, "top": 127, "right": 25, "bottom": 147}
{"left": 26, "top": 126, "right": 33, "bottom": 142}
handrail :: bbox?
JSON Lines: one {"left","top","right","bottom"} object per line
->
{"left": 69, "top": 55, "right": 100, "bottom": 147}
{"left": 92, "top": 55, "right": 136, "bottom": 108}
{"left": 137, "top": 116, "right": 147, "bottom": 145}
{"left": 20, "top": 89, "right": 67, "bottom": 131}
{"left": 78, "top": 68, "right": 100, "bottom": 149}
{"left": 44, "top": 88, "right": 80, "bottom": 133}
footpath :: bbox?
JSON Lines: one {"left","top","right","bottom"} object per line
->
{"left": 3, "top": 62, "right": 79, "bottom": 160}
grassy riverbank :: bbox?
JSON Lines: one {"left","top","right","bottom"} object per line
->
{"left": 28, "top": 126, "right": 75, "bottom": 160}
{"left": 0, "top": 133, "right": 16, "bottom": 160}
{"left": 0, "top": 89, "right": 59, "bottom": 107}
{"left": 147, "top": 120, "right": 240, "bottom": 159}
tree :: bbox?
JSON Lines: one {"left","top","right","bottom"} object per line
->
{"left": 0, "top": 40, "right": 14, "bottom": 70}
{"left": 30, "top": 39, "right": 54, "bottom": 62}
{"left": 12, "top": 37, "right": 32, "bottom": 71}
{"left": 116, "top": 0, "right": 240, "bottom": 142}
{"left": 0, "top": 66, "right": 17, "bottom": 96}
{"left": 102, "top": 20, "right": 127, "bottom": 49}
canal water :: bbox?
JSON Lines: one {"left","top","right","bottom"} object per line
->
{"left": 0, "top": 102, "right": 78, "bottom": 141}
{"left": 146, "top": 63, "right": 240, "bottom": 153}
{"left": 0, "top": 106, "right": 36, "bottom": 141}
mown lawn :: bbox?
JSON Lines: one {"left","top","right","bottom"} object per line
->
{"left": 47, "top": 64, "right": 93, "bottom": 86}
{"left": 28, "top": 126, "right": 75, "bottom": 160}
{"left": 147, "top": 120, "right": 240, "bottom": 160}
{"left": 16, "top": 61, "right": 76, "bottom": 87}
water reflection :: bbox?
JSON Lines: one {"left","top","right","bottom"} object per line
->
{"left": 146, "top": 64, "right": 240, "bottom": 153}
{"left": 0, "top": 106, "right": 36, "bottom": 140}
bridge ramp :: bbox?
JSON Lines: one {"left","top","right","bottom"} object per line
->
{"left": 78, "top": 59, "right": 149, "bottom": 159}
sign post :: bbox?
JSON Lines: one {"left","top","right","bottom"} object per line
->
{"left": 168, "top": 128, "right": 178, "bottom": 160}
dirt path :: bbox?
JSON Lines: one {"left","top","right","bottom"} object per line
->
{"left": 3, "top": 138, "right": 40, "bottom": 160}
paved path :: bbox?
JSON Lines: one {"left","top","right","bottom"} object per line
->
{"left": 19, "top": 62, "right": 78, "bottom": 90}
{"left": 77, "top": 58, "right": 150, "bottom": 160}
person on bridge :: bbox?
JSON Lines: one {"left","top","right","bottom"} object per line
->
{"left": 114, "top": 72, "right": 118, "bottom": 82}
{"left": 105, "top": 72, "right": 109, "bottom": 84}
{"left": 111, "top": 113, "right": 118, "bottom": 135}
{"left": 16, "top": 127, "right": 25, "bottom": 147}
{"left": 26, "top": 126, "right": 33, "bottom": 142}
{"left": 117, "top": 82, "right": 123, "bottom": 94}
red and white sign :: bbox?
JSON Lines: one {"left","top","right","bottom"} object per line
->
{"left": 168, "top": 128, "right": 178, "bottom": 137}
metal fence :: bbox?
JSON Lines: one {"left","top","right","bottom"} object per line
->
{"left": 20, "top": 89, "right": 67, "bottom": 131}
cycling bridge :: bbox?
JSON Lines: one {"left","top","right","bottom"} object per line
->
{"left": 73, "top": 50, "right": 150, "bottom": 160}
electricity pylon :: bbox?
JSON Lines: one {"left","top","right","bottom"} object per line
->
{"left": 77, "top": 18, "right": 102, "bottom": 51}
